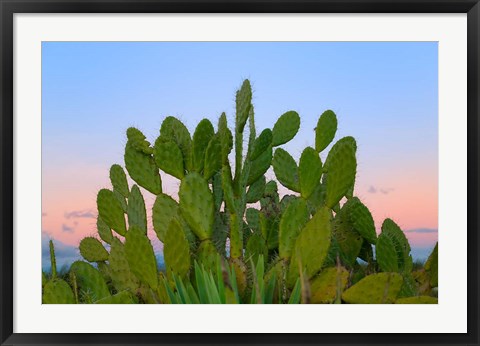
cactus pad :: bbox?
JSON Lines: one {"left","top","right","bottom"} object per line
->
{"left": 343, "top": 197, "right": 376, "bottom": 244}
{"left": 217, "top": 113, "right": 233, "bottom": 164}
{"left": 160, "top": 116, "right": 193, "bottom": 171}
{"left": 97, "top": 189, "right": 126, "bottom": 236}
{"left": 192, "top": 119, "right": 215, "bottom": 173}
{"left": 108, "top": 237, "right": 139, "bottom": 292}
{"left": 247, "top": 145, "right": 272, "bottom": 186}
{"left": 396, "top": 296, "right": 438, "bottom": 304}
{"left": 324, "top": 136, "right": 357, "bottom": 208}
{"left": 125, "top": 142, "right": 162, "bottom": 195}
{"left": 125, "top": 226, "right": 158, "bottom": 289}
{"left": 42, "top": 279, "right": 75, "bottom": 304}
{"left": 164, "top": 219, "right": 191, "bottom": 280}
{"left": 235, "top": 79, "right": 252, "bottom": 132}
{"left": 299, "top": 147, "right": 322, "bottom": 199}
{"left": 153, "top": 138, "right": 185, "bottom": 179}
{"left": 376, "top": 233, "right": 399, "bottom": 272}
{"left": 381, "top": 219, "right": 411, "bottom": 272}
{"left": 95, "top": 290, "right": 136, "bottom": 304}
{"left": 251, "top": 129, "right": 273, "bottom": 161}
{"left": 272, "top": 111, "right": 300, "bottom": 146}
{"left": 127, "top": 185, "right": 147, "bottom": 234}
{"left": 279, "top": 198, "right": 309, "bottom": 260}
{"left": 96, "top": 216, "right": 113, "bottom": 244}
{"left": 287, "top": 207, "right": 332, "bottom": 287}
{"left": 204, "top": 136, "right": 222, "bottom": 180}
{"left": 110, "top": 164, "right": 129, "bottom": 198}
{"left": 152, "top": 193, "right": 180, "bottom": 242}
{"left": 246, "top": 175, "right": 266, "bottom": 203}
{"left": 69, "top": 261, "right": 110, "bottom": 301}
{"left": 79, "top": 237, "right": 108, "bottom": 262}
{"left": 272, "top": 148, "right": 300, "bottom": 192}
{"left": 425, "top": 242, "right": 438, "bottom": 287}
{"left": 342, "top": 273, "right": 403, "bottom": 304}
{"left": 310, "top": 267, "right": 348, "bottom": 304}
{"left": 315, "top": 110, "right": 337, "bottom": 152}
{"left": 179, "top": 173, "right": 214, "bottom": 240}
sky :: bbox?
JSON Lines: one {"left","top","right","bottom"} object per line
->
{"left": 41, "top": 42, "right": 438, "bottom": 269}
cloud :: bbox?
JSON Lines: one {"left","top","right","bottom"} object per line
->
{"left": 405, "top": 228, "right": 438, "bottom": 234}
{"left": 62, "top": 224, "right": 75, "bottom": 233}
{"left": 368, "top": 185, "right": 394, "bottom": 194}
{"left": 64, "top": 209, "right": 96, "bottom": 219}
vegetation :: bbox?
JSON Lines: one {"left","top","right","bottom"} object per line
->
{"left": 42, "top": 80, "right": 438, "bottom": 304}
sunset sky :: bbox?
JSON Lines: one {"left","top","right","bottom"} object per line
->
{"left": 42, "top": 42, "right": 438, "bottom": 269}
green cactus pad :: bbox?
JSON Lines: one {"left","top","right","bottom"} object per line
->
{"left": 153, "top": 138, "right": 185, "bottom": 179}
{"left": 97, "top": 216, "right": 113, "bottom": 244}
{"left": 376, "top": 233, "right": 399, "bottom": 272}
{"left": 124, "top": 226, "right": 158, "bottom": 289}
{"left": 152, "top": 193, "right": 180, "bottom": 242}
{"left": 425, "top": 242, "right": 438, "bottom": 287}
{"left": 221, "top": 166, "right": 236, "bottom": 213}
{"left": 272, "top": 111, "right": 300, "bottom": 146}
{"left": 164, "top": 219, "right": 191, "bottom": 280}
{"left": 217, "top": 113, "right": 233, "bottom": 165}
{"left": 192, "top": 119, "right": 215, "bottom": 173}
{"left": 125, "top": 142, "right": 162, "bottom": 195}
{"left": 42, "top": 279, "right": 75, "bottom": 304}
{"left": 160, "top": 116, "right": 193, "bottom": 171}
{"left": 79, "top": 237, "right": 109, "bottom": 262}
{"left": 246, "top": 208, "right": 260, "bottom": 233}
{"left": 307, "top": 182, "right": 326, "bottom": 213}
{"left": 95, "top": 290, "right": 136, "bottom": 304}
{"left": 310, "top": 267, "right": 349, "bottom": 304}
{"left": 381, "top": 218, "right": 411, "bottom": 271}
{"left": 395, "top": 296, "right": 438, "bottom": 304}
{"left": 113, "top": 189, "right": 127, "bottom": 213}
{"left": 179, "top": 172, "right": 214, "bottom": 240}
{"left": 324, "top": 136, "right": 357, "bottom": 208}
{"left": 127, "top": 185, "right": 147, "bottom": 234}
{"left": 315, "top": 110, "right": 338, "bottom": 152}
{"left": 251, "top": 129, "right": 273, "bottom": 161}
{"left": 246, "top": 175, "right": 266, "bottom": 203}
{"left": 69, "top": 261, "right": 110, "bottom": 301}
{"left": 204, "top": 136, "right": 222, "bottom": 180}
{"left": 343, "top": 197, "right": 377, "bottom": 244}
{"left": 247, "top": 145, "right": 273, "bottom": 186}
{"left": 272, "top": 148, "right": 300, "bottom": 192}
{"left": 332, "top": 212, "right": 363, "bottom": 267}
{"left": 342, "top": 272, "right": 403, "bottom": 304}
{"left": 108, "top": 237, "right": 139, "bottom": 292}
{"left": 110, "top": 164, "right": 129, "bottom": 198}
{"left": 279, "top": 198, "right": 309, "bottom": 260}
{"left": 126, "top": 127, "right": 154, "bottom": 154}
{"left": 245, "top": 233, "right": 268, "bottom": 267}
{"left": 97, "top": 189, "right": 127, "bottom": 236}
{"left": 287, "top": 207, "right": 332, "bottom": 287}
{"left": 196, "top": 240, "right": 218, "bottom": 271}
{"left": 299, "top": 147, "right": 322, "bottom": 199}
{"left": 236, "top": 79, "right": 252, "bottom": 133}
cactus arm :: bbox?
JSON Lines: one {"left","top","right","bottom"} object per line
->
{"left": 49, "top": 240, "right": 57, "bottom": 279}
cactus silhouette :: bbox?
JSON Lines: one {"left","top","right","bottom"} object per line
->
{"left": 43, "top": 79, "right": 437, "bottom": 304}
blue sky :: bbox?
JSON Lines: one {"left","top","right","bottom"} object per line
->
{"left": 42, "top": 42, "right": 438, "bottom": 265}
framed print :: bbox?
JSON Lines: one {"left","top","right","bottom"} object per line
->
{"left": 1, "top": 0, "right": 479, "bottom": 345}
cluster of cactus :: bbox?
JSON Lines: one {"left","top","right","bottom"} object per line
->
{"left": 42, "top": 80, "right": 438, "bottom": 304}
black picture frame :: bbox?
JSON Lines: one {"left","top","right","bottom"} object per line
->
{"left": 1, "top": 1, "right": 479, "bottom": 345}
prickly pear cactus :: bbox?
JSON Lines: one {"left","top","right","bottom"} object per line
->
{"left": 44, "top": 79, "right": 435, "bottom": 304}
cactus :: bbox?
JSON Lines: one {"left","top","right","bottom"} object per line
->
{"left": 164, "top": 219, "right": 191, "bottom": 280}
{"left": 44, "top": 79, "right": 435, "bottom": 304}
{"left": 272, "top": 148, "right": 300, "bottom": 192}
{"left": 342, "top": 273, "right": 403, "bottom": 304}
{"left": 126, "top": 184, "right": 147, "bottom": 234}
{"left": 97, "top": 189, "right": 126, "bottom": 236}
{"left": 153, "top": 138, "right": 185, "bottom": 179}
{"left": 124, "top": 225, "right": 158, "bottom": 290}
{"left": 179, "top": 172, "right": 214, "bottom": 241}
{"left": 315, "top": 110, "right": 338, "bottom": 152}
{"left": 272, "top": 111, "right": 300, "bottom": 146}
{"left": 79, "top": 237, "right": 108, "bottom": 262}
